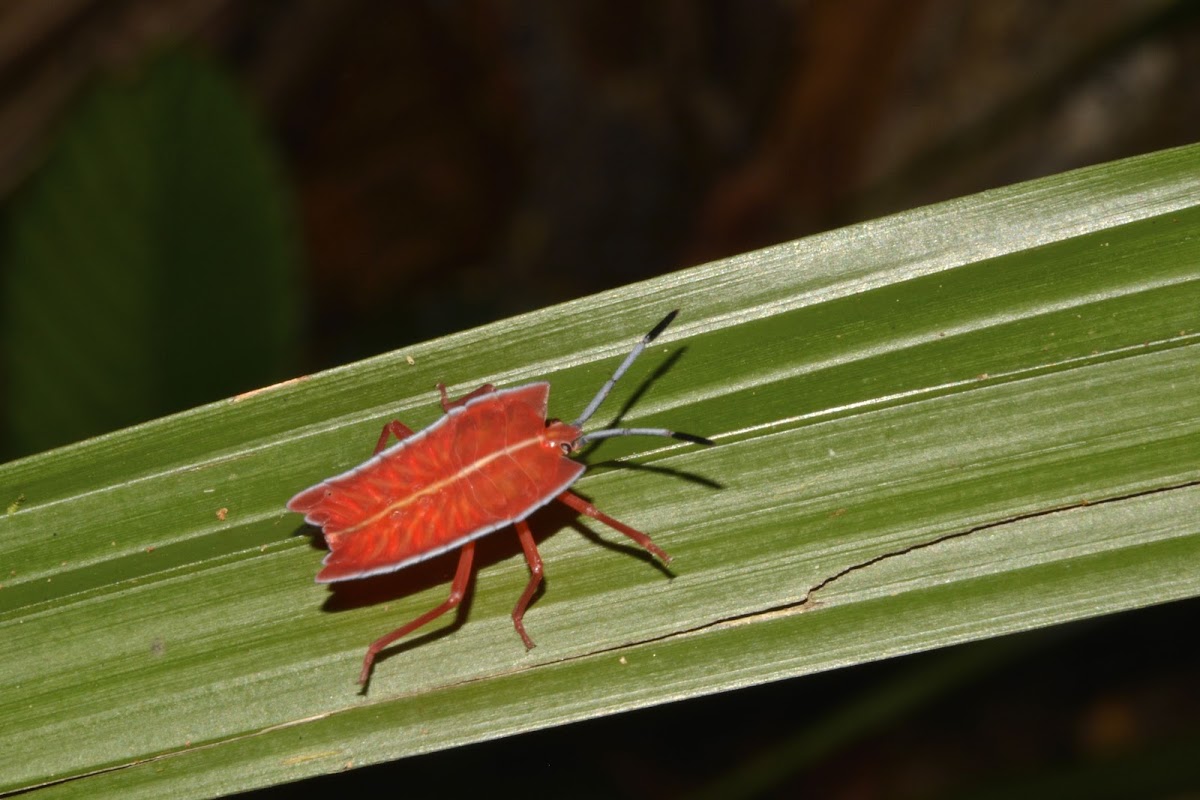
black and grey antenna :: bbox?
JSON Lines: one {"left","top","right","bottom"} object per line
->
{"left": 570, "top": 310, "right": 714, "bottom": 449}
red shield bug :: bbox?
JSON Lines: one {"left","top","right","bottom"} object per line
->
{"left": 287, "top": 310, "right": 712, "bottom": 686}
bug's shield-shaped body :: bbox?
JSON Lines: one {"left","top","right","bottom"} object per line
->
{"left": 287, "top": 383, "right": 584, "bottom": 582}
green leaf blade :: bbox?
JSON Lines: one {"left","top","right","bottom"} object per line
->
{"left": 2, "top": 143, "right": 1198, "bottom": 796}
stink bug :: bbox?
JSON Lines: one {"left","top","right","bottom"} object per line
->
{"left": 288, "top": 310, "right": 711, "bottom": 685}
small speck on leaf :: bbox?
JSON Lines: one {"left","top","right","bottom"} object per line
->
{"left": 231, "top": 375, "right": 310, "bottom": 403}
{"left": 6, "top": 493, "right": 25, "bottom": 514}
{"left": 216, "top": 507, "right": 229, "bottom": 521}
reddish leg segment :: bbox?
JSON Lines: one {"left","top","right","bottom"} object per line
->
{"left": 557, "top": 490, "right": 673, "bottom": 565}
{"left": 437, "top": 382, "right": 496, "bottom": 412}
{"left": 358, "top": 542, "right": 476, "bottom": 686}
{"left": 373, "top": 420, "right": 416, "bottom": 455}
{"left": 512, "top": 520, "right": 544, "bottom": 650}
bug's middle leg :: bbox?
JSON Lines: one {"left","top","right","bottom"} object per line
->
{"left": 358, "top": 541, "right": 476, "bottom": 686}
{"left": 557, "top": 490, "right": 672, "bottom": 565}
{"left": 437, "top": 382, "right": 496, "bottom": 412}
{"left": 373, "top": 421, "right": 416, "bottom": 454}
{"left": 512, "top": 520, "right": 544, "bottom": 650}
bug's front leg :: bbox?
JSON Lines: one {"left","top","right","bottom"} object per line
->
{"left": 437, "top": 382, "right": 496, "bottom": 412}
{"left": 557, "top": 490, "right": 673, "bottom": 564}
{"left": 373, "top": 421, "right": 416, "bottom": 454}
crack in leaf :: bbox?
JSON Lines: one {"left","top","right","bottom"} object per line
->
{"left": 612, "top": 479, "right": 1200, "bottom": 644}
{"left": 802, "top": 479, "right": 1200, "bottom": 603}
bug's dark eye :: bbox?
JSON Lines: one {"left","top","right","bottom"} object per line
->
{"left": 559, "top": 442, "right": 573, "bottom": 455}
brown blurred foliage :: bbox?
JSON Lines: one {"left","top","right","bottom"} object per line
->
{"left": 2, "top": 1, "right": 1197, "bottom": 365}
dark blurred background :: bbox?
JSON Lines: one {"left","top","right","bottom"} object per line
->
{"left": 5, "top": 1, "right": 1200, "bottom": 457}
{"left": 1, "top": 1, "right": 1198, "bottom": 797}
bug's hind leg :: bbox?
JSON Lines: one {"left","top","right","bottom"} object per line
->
{"left": 437, "top": 382, "right": 496, "bottom": 412}
{"left": 373, "top": 421, "right": 416, "bottom": 454}
{"left": 512, "top": 520, "right": 544, "bottom": 650}
{"left": 358, "top": 542, "right": 476, "bottom": 687}
{"left": 557, "top": 491, "right": 672, "bottom": 565}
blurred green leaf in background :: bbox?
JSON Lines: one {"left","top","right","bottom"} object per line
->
{"left": 1, "top": 51, "right": 300, "bottom": 460}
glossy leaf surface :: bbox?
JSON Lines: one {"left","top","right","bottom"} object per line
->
{"left": 1, "top": 143, "right": 1197, "bottom": 797}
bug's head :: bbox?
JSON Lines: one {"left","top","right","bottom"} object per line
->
{"left": 543, "top": 419, "right": 585, "bottom": 456}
